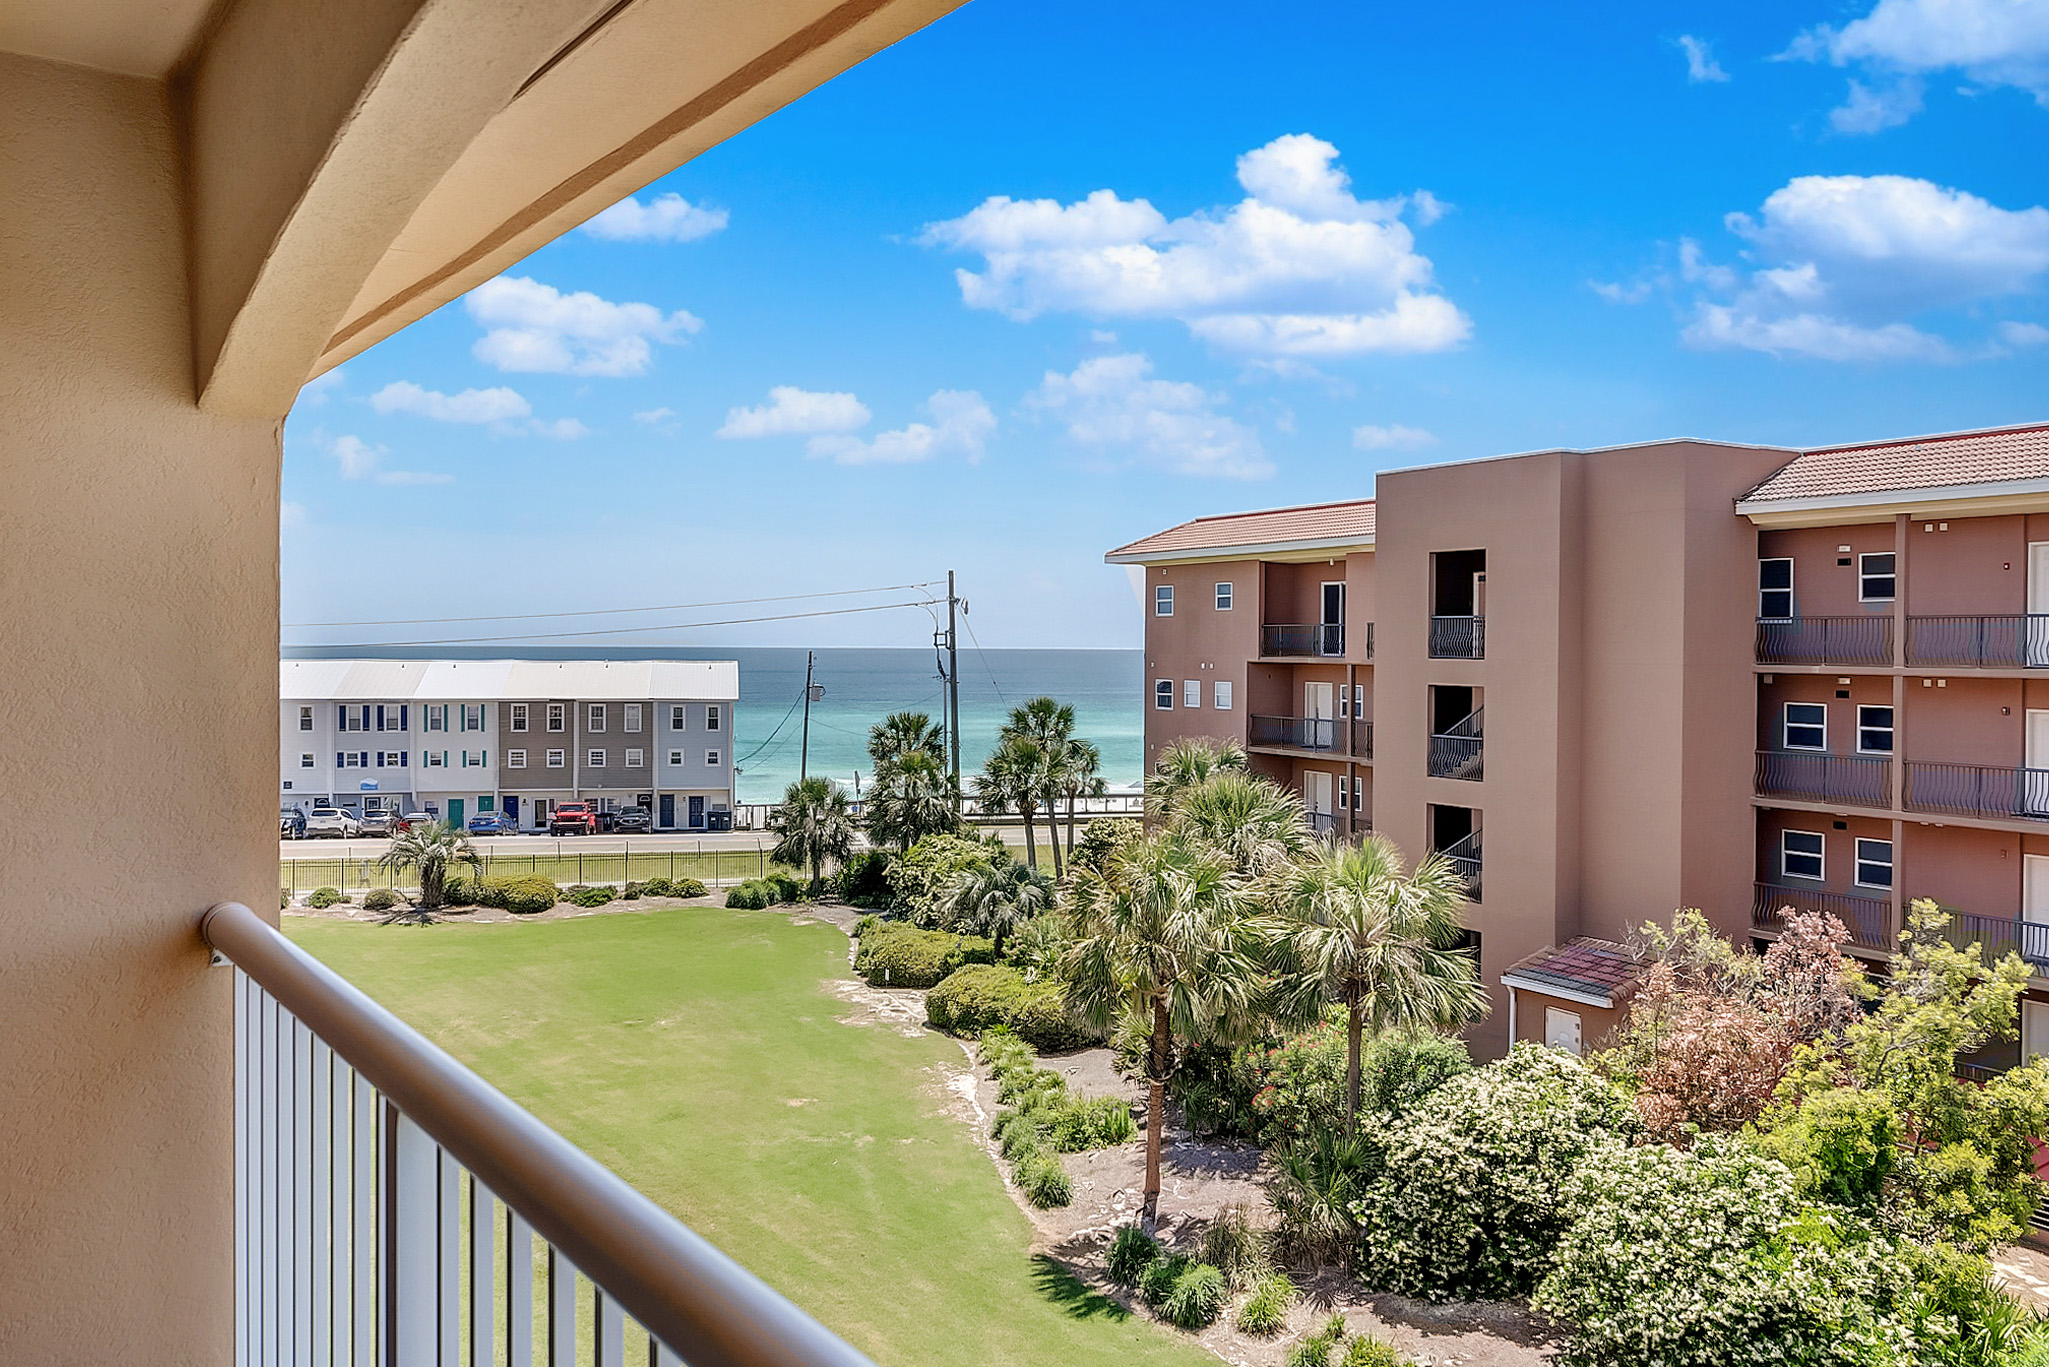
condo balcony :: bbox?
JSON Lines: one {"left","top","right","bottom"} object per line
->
{"left": 1754, "top": 615, "right": 1894, "bottom": 667}
{"left": 1753, "top": 750, "right": 1892, "bottom": 809}
{"left": 1259, "top": 622, "right": 1353, "bottom": 658}
{"left": 1441, "top": 829, "right": 1482, "bottom": 903}
{"left": 1250, "top": 713, "right": 1343, "bottom": 753}
{"left": 1940, "top": 909, "right": 2049, "bottom": 976}
{"left": 1427, "top": 706, "right": 1484, "bottom": 781}
{"left": 1428, "top": 615, "right": 1485, "bottom": 660}
{"left": 1905, "top": 615, "right": 2049, "bottom": 668}
{"left": 1904, "top": 762, "right": 2049, "bottom": 822}
{"left": 1751, "top": 882, "right": 1892, "bottom": 952}
{"left": 1352, "top": 719, "right": 1374, "bottom": 760}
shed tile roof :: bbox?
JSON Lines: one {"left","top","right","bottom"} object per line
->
{"left": 1501, "top": 937, "right": 1641, "bottom": 1006}
{"left": 1105, "top": 500, "right": 1376, "bottom": 561}
{"left": 1743, "top": 423, "right": 2049, "bottom": 504}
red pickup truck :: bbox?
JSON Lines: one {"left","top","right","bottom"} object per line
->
{"left": 548, "top": 801, "right": 599, "bottom": 836}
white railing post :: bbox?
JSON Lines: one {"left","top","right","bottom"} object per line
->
{"left": 385, "top": 1104, "right": 439, "bottom": 1364}
{"left": 470, "top": 1177, "right": 496, "bottom": 1367}
{"left": 548, "top": 1246, "right": 577, "bottom": 1366}
{"left": 235, "top": 973, "right": 250, "bottom": 1367}
{"left": 508, "top": 1211, "right": 535, "bottom": 1367}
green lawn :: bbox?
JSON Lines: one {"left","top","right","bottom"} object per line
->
{"left": 286, "top": 907, "right": 1213, "bottom": 1367}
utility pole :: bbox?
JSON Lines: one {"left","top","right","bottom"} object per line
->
{"left": 947, "top": 570, "right": 962, "bottom": 795}
{"left": 799, "top": 650, "right": 816, "bottom": 784}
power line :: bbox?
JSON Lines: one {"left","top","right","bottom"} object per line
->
{"left": 737, "top": 691, "right": 807, "bottom": 765}
{"left": 285, "top": 581, "right": 944, "bottom": 629}
{"left": 285, "top": 598, "right": 938, "bottom": 650}
{"left": 961, "top": 611, "right": 1007, "bottom": 703}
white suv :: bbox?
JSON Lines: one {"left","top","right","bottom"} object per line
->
{"left": 304, "top": 807, "right": 362, "bottom": 839}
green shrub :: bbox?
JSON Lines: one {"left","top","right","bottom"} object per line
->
{"left": 1161, "top": 1262, "right": 1228, "bottom": 1330}
{"left": 765, "top": 872, "right": 802, "bottom": 903}
{"left": 621, "top": 882, "right": 642, "bottom": 900}
{"left": 998, "top": 1067, "right": 1067, "bottom": 1110}
{"left": 280, "top": 888, "right": 290, "bottom": 910}
{"left": 835, "top": 850, "right": 894, "bottom": 908}
{"left": 567, "top": 884, "right": 616, "bottom": 908}
{"left": 725, "top": 881, "right": 770, "bottom": 910}
{"left": 1042, "top": 1096, "right": 1138, "bottom": 1152}
{"left": 1753, "top": 1086, "right": 1902, "bottom": 1213}
{"left": 1235, "top": 1272, "right": 1296, "bottom": 1335}
{"left": 1901, "top": 1241, "right": 2039, "bottom": 1367}
{"left": 441, "top": 877, "right": 476, "bottom": 906}
{"left": 926, "top": 964, "right": 1088, "bottom": 1051}
{"left": 1106, "top": 1225, "right": 1160, "bottom": 1285}
{"left": 854, "top": 922, "right": 992, "bottom": 989}
{"left": 308, "top": 886, "right": 343, "bottom": 909}
{"left": 1072, "top": 817, "right": 1141, "bottom": 875}
{"left": 638, "top": 877, "right": 673, "bottom": 897}
{"left": 671, "top": 877, "right": 707, "bottom": 899}
{"left": 1139, "top": 1254, "right": 1191, "bottom": 1308}
{"left": 996, "top": 1112, "right": 1046, "bottom": 1161}
{"left": 1353, "top": 1044, "right": 1640, "bottom": 1301}
{"left": 1340, "top": 1336, "right": 1404, "bottom": 1367}
{"left": 1359, "top": 1029, "right": 1471, "bottom": 1119}
{"left": 1198, "top": 1204, "right": 1268, "bottom": 1286}
{"left": 483, "top": 875, "right": 558, "bottom": 915}
{"left": 362, "top": 888, "right": 402, "bottom": 913}
{"left": 1250, "top": 1019, "right": 1348, "bottom": 1146}
{"left": 1016, "top": 1151, "right": 1072, "bottom": 1208}
{"left": 887, "top": 832, "right": 1007, "bottom": 925}
{"left": 1284, "top": 1316, "right": 1348, "bottom": 1367}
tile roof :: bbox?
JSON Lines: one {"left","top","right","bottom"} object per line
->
{"left": 1500, "top": 937, "right": 1641, "bottom": 1006}
{"left": 1105, "top": 500, "right": 1376, "bottom": 561}
{"left": 1742, "top": 423, "right": 2049, "bottom": 505}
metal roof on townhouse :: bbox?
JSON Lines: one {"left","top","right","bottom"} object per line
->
{"left": 1103, "top": 499, "right": 1377, "bottom": 564}
{"left": 280, "top": 659, "right": 740, "bottom": 702}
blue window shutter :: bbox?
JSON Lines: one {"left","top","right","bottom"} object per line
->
{"left": 376, "top": 705, "right": 385, "bottom": 732}
{"left": 400, "top": 751, "right": 408, "bottom": 767}
{"left": 359, "top": 752, "right": 368, "bottom": 766}
{"left": 399, "top": 704, "right": 408, "bottom": 732}
{"left": 337, "top": 706, "right": 346, "bottom": 729}
{"left": 483, "top": 750, "right": 488, "bottom": 767}
{"left": 336, "top": 752, "right": 343, "bottom": 767}
{"left": 375, "top": 752, "right": 384, "bottom": 768}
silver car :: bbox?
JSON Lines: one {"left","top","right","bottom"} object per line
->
{"left": 304, "top": 807, "right": 362, "bottom": 839}
{"left": 358, "top": 810, "right": 393, "bottom": 837}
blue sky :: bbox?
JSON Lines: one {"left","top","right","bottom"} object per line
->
{"left": 282, "top": 0, "right": 2049, "bottom": 651}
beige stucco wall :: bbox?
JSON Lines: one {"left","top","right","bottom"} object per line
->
{"left": 0, "top": 52, "right": 278, "bottom": 1354}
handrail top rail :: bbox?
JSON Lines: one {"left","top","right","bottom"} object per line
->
{"left": 202, "top": 901, "right": 876, "bottom": 1367}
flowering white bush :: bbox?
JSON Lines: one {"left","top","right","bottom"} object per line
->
{"left": 1349, "top": 1044, "right": 1638, "bottom": 1300}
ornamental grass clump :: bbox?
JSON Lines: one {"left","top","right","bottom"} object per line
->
{"left": 1283, "top": 1314, "right": 1349, "bottom": 1367}
{"left": 1235, "top": 1272, "right": 1296, "bottom": 1335}
{"left": 1138, "top": 1254, "right": 1191, "bottom": 1309}
{"left": 1106, "top": 1224, "right": 1160, "bottom": 1284}
{"left": 1015, "top": 1151, "right": 1072, "bottom": 1208}
{"left": 1198, "top": 1204, "right": 1270, "bottom": 1287}
{"left": 1161, "top": 1262, "right": 1227, "bottom": 1330}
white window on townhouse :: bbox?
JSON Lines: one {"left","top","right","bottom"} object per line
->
{"left": 1155, "top": 679, "right": 1174, "bottom": 710}
{"left": 626, "top": 748, "right": 644, "bottom": 768}
{"left": 1783, "top": 701, "right": 1827, "bottom": 750}
{"left": 706, "top": 750, "right": 722, "bottom": 767}
{"left": 707, "top": 705, "right": 721, "bottom": 732}
{"left": 510, "top": 703, "right": 528, "bottom": 733}
{"left": 670, "top": 705, "right": 686, "bottom": 730}
{"left": 1184, "top": 679, "right": 1201, "bottom": 708}
{"left": 546, "top": 749, "right": 565, "bottom": 768}
{"left": 1337, "top": 779, "right": 1349, "bottom": 810}
{"left": 458, "top": 750, "right": 484, "bottom": 768}
{"left": 1214, "top": 680, "right": 1233, "bottom": 710}
{"left": 425, "top": 704, "right": 447, "bottom": 732}
{"left": 1351, "top": 775, "right": 1364, "bottom": 809}
{"left": 588, "top": 748, "right": 606, "bottom": 768}
{"left": 1781, "top": 829, "right": 1824, "bottom": 880}
{"left": 300, "top": 753, "right": 315, "bottom": 768}
{"left": 547, "top": 703, "right": 565, "bottom": 732}
{"left": 1859, "top": 552, "right": 1896, "bottom": 603}
{"left": 1759, "top": 557, "right": 1793, "bottom": 621}
{"left": 668, "top": 750, "right": 683, "bottom": 766}
{"left": 299, "top": 706, "right": 313, "bottom": 731}
{"left": 1855, "top": 837, "right": 1894, "bottom": 889}
{"left": 507, "top": 749, "right": 527, "bottom": 769}
{"left": 424, "top": 751, "right": 447, "bottom": 768}
{"left": 462, "top": 704, "right": 484, "bottom": 732}
{"left": 1155, "top": 584, "right": 1174, "bottom": 616}
{"left": 588, "top": 704, "right": 606, "bottom": 733}
{"left": 1215, "top": 582, "right": 1233, "bottom": 611}
{"left": 624, "top": 703, "right": 642, "bottom": 733}
{"left": 1857, "top": 705, "right": 1894, "bottom": 754}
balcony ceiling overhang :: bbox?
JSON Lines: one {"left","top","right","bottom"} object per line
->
{"left": 1738, "top": 478, "right": 2049, "bottom": 529}
{"left": 1102, "top": 537, "right": 1376, "bottom": 568}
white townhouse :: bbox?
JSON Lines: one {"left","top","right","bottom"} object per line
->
{"left": 281, "top": 658, "right": 739, "bottom": 832}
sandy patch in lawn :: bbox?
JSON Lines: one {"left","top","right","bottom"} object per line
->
{"left": 827, "top": 978, "right": 929, "bottom": 1038}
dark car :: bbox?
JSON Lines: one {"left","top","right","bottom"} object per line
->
{"left": 466, "top": 811, "right": 514, "bottom": 835}
{"left": 612, "top": 807, "right": 651, "bottom": 833}
{"left": 280, "top": 808, "right": 306, "bottom": 839}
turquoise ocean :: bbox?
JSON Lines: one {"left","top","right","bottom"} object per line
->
{"left": 283, "top": 645, "right": 1144, "bottom": 803}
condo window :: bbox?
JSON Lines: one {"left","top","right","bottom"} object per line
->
{"left": 547, "top": 704, "right": 565, "bottom": 733}
{"left": 1857, "top": 705, "right": 1894, "bottom": 754}
{"left": 707, "top": 706, "right": 721, "bottom": 731}
{"left": 507, "top": 749, "right": 526, "bottom": 769}
{"left": 1352, "top": 775, "right": 1364, "bottom": 809}
{"left": 300, "top": 753, "right": 314, "bottom": 768}
{"left": 1215, "top": 582, "right": 1233, "bottom": 611}
{"left": 1782, "top": 829, "right": 1824, "bottom": 880}
{"left": 671, "top": 705, "right": 686, "bottom": 729}
{"left": 706, "top": 750, "right": 722, "bottom": 767}
{"left": 1337, "top": 780, "right": 1348, "bottom": 810}
{"left": 1855, "top": 837, "right": 1893, "bottom": 889}
{"left": 626, "top": 748, "right": 644, "bottom": 768}
{"left": 1759, "top": 558, "right": 1793, "bottom": 621}
{"left": 464, "top": 704, "right": 485, "bottom": 732}
{"left": 588, "top": 705, "right": 606, "bottom": 733}
{"left": 1155, "top": 584, "right": 1174, "bottom": 616}
{"left": 425, "top": 705, "right": 446, "bottom": 733}
{"left": 546, "top": 749, "right": 565, "bottom": 768}
{"left": 1859, "top": 552, "right": 1896, "bottom": 603}
{"left": 510, "top": 703, "right": 528, "bottom": 733}
{"left": 624, "top": 703, "right": 642, "bottom": 733}
{"left": 424, "top": 752, "right": 446, "bottom": 769}
{"left": 1353, "top": 684, "right": 1365, "bottom": 715}
{"left": 588, "top": 749, "right": 606, "bottom": 768}
{"left": 1184, "top": 679, "right": 1201, "bottom": 708}
{"left": 668, "top": 750, "right": 683, "bottom": 766}
{"left": 1155, "top": 679, "right": 1174, "bottom": 710}
{"left": 299, "top": 706, "right": 313, "bottom": 732}
{"left": 1783, "top": 702, "right": 1827, "bottom": 751}
{"left": 1214, "top": 681, "right": 1233, "bottom": 710}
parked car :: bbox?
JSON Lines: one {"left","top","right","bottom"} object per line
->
{"left": 390, "top": 811, "right": 435, "bottom": 832}
{"left": 279, "top": 808, "right": 306, "bottom": 839}
{"left": 612, "top": 807, "right": 651, "bottom": 833}
{"left": 548, "top": 800, "right": 599, "bottom": 836}
{"left": 358, "top": 811, "right": 393, "bottom": 836}
{"left": 304, "top": 807, "right": 361, "bottom": 839}
{"left": 466, "top": 811, "right": 514, "bottom": 835}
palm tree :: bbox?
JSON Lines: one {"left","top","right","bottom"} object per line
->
{"left": 1171, "top": 770, "right": 1314, "bottom": 879}
{"left": 1002, "top": 697, "right": 1077, "bottom": 878}
{"left": 863, "top": 748, "right": 960, "bottom": 853}
{"left": 975, "top": 734, "right": 1050, "bottom": 871}
{"left": 867, "top": 710, "right": 946, "bottom": 773}
{"left": 1065, "top": 832, "right": 1264, "bottom": 1226}
{"left": 768, "top": 776, "right": 856, "bottom": 896}
{"left": 1059, "top": 738, "right": 1105, "bottom": 859}
{"left": 1270, "top": 835, "right": 1487, "bottom": 1135}
{"left": 376, "top": 820, "right": 481, "bottom": 922}
{"left": 1144, "top": 738, "right": 1248, "bottom": 821}
{"left": 943, "top": 858, "right": 1057, "bottom": 958}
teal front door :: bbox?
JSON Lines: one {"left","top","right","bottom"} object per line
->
{"left": 448, "top": 798, "right": 464, "bottom": 827}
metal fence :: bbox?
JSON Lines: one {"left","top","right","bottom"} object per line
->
{"left": 282, "top": 846, "right": 785, "bottom": 898}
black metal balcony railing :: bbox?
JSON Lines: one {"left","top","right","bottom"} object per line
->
{"left": 1906, "top": 615, "right": 2049, "bottom": 668}
{"left": 1753, "top": 750, "right": 1892, "bottom": 808}
{"left": 1942, "top": 911, "right": 2049, "bottom": 975}
{"left": 1750, "top": 882, "right": 1892, "bottom": 951}
{"left": 1363, "top": 622, "right": 1375, "bottom": 661}
{"left": 1429, "top": 615, "right": 1485, "bottom": 660}
{"left": 1249, "top": 714, "right": 1341, "bottom": 752}
{"left": 1260, "top": 623, "right": 1345, "bottom": 658}
{"left": 1904, "top": 762, "right": 2049, "bottom": 822}
{"left": 1427, "top": 706, "right": 1484, "bottom": 781}
{"left": 1440, "top": 829, "right": 1481, "bottom": 903}
{"left": 1754, "top": 615, "right": 1893, "bottom": 666}
{"left": 1309, "top": 811, "right": 1339, "bottom": 836}
{"left": 1351, "top": 720, "right": 1374, "bottom": 760}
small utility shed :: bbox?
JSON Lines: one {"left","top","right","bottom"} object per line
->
{"left": 1500, "top": 937, "right": 1644, "bottom": 1056}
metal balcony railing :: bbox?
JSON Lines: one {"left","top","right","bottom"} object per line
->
{"left": 1309, "top": 811, "right": 1339, "bottom": 836}
{"left": 1906, "top": 615, "right": 2049, "bottom": 668}
{"left": 1753, "top": 615, "right": 1893, "bottom": 666}
{"left": 1363, "top": 622, "right": 1375, "bottom": 661}
{"left": 1427, "top": 706, "right": 1484, "bottom": 781}
{"left": 1249, "top": 714, "right": 1341, "bottom": 752}
{"left": 1260, "top": 623, "right": 1345, "bottom": 657}
{"left": 1750, "top": 883, "right": 1892, "bottom": 951}
{"left": 1904, "top": 762, "right": 2049, "bottom": 822}
{"left": 1440, "top": 829, "right": 1481, "bottom": 903}
{"left": 1940, "top": 910, "right": 2049, "bottom": 975}
{"left": 1429, "top": 615, "right": 1485, "bottom": 660}
{"left": 1753, "top": 750, "right": 1891, "bottom": 809}
{"left": 1351, "top": 720, "right": 1374, "bottom": 760}
{"left": 202, "top": 902, "right": 872, "bottom": 1367}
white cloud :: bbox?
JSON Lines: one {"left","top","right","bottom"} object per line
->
{"left": 1352, "top": 423, "right": 1438, "bottom": 451}
{"left": 1680, "top": 174, "right": 2049, "bottom": 361}
{"left": 329, "top": 434, "right": 454, "bottom": 485}
{"left": 371, "top": 381, "right": 530, "bottom": 424}
{"left": 298, "top": 368, "right": 345, "bottom": 407}
{"left": 1678, "top": 34, "right": 1731, "bottom": 82}
{"left": 1589, "top": 278, "right": 1654, "bottom": 304}
{"left": 280, "top": 501, "right": 308, "bottom": 530}
{"left": 2001, "top": 320, "right": 2049, "bottom": 346}
{"left": 919, "top": 134, "right": 1468, "bottom": 357}
{"left": 465, "top": 276, "right": 702, "bottom": 377}
{"left": 582, "top": 193, "right": 729, "bottom": 243}
{"left": 806, "top": 391, "right": 995, "bottom": 467}
{"left": 1026, "top": 353, "right": 1271, "bottom": 479}
{"left": 1788, "top": 0, "right": 2049, "bottom": 129}
{"left": 634, "top": 407, "right": 677, "bottom": 425}
{"left": 529, "top": 418, "right": 589, "bottom": 440}
{"left": 717, "top": 387, "right": 872, "bottom": 439}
